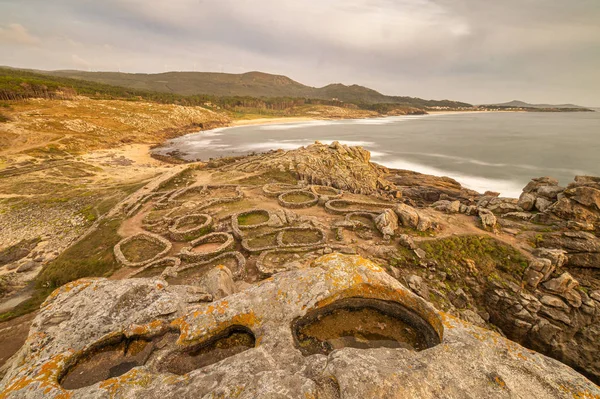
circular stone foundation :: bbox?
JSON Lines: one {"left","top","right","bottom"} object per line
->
{"left": 114, "top": 232, "right": 172, "bottom": 267}
{"left": 168, "top": 213, "right": 213, "bottom": 241}
{"left": 278, "top": 190, "right": 318, "bottom": 209}
{"left": 236, "top": 210, "right": 270, "bottom": 228}
{"left": 310, "top": 185, "right": 343, "bottom": 199}
{"left": 128, "top": 257, "right": 181, "bottom": 278}
{"left": 277, "top": 227, "right": 326, "bottom": 247}
{"left": 179, "top": 232, "right": 234, "bottom": 261}
{"left": 325, "top": 199, "right": 396, "bottom": 214}
{"left": 262, "top": 183, "right": 306, "bottom": 197}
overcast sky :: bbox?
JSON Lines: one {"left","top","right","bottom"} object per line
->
{"left": 1, "top": 0, "right": 599, "bottom": 105}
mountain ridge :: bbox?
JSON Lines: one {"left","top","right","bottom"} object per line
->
{"left": 28, "top": 68, "right": 472, "bottom": 108}
{"left": 485, "top": 100, "right": 590, "bottom": 109}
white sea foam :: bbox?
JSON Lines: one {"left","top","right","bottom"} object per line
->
{"left": 258, "top": 120, "right": 341, "bottom": 130}
{"left": 238, "top": 139, "right": 377, "bottom": 152}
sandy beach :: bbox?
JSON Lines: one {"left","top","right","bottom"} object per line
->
{"left": 230, "top": 110, "right": 500, "bottom": 128}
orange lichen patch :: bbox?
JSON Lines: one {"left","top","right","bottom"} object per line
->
{"left": 559, "top": 384, "right": 600, "bottom": 399}
{"left": 161, "top": 373, "right": 189, "bottom": 386}
{"left": 171, "top": 311, "right": 260, "bottom": 347}
{"left": 41, "top": 279, "right": 96, "bottom": 309}
{"left": 311, "top": 253, "right": 385, "bottom": 275}
{"left": 98, "top": 368, "right": 153, "bottom": 398}
{"left": 127, "top": 319, "right": 168, "bottom": 337}
{"left": 310, "top": 282, "right": 443, "bottom": 342}
{"left": 0, "top": 353, "right": 72, "bottom": 399}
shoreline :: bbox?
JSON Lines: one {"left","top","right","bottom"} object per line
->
{"left": 229, "top": 110, "right": 500, "bottom": 128}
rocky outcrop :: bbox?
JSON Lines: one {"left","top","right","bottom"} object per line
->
{"left": 395, "top": 203, "right": 434, "bottom": 231}
{"left": 2, "top": 254, "right": 598, "bottom": 399}
{"left": 518, "top": 177, "right": 564, "bottom": 212}
{"left": 385, "top": 169, "right": 480, "bottom": 205}
{"left": 222, "top": 141, "right": 394, "bottom": 194}
{"left": 374, "top": 209, "right": 398, "bottom": 238}
{"left": 539, "top": 231, "right": 600, "bottom": 269}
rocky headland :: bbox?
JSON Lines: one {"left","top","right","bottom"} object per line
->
{"left": 1, "top": 140, "right": 599, "bottom": 398}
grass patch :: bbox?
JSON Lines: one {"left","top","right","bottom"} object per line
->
{"left": 159, "top": 168, "right": 196, "bottom": 191}
{"left": 0, "top": 112, "right": 10, "bottom": 123}
{"left": 238, "top": 211, "right": 269, "bottom": 226}
{"left": 0, "top": 237, "right": 40, "bottom": 267}
{"left": 280, "top": 229, "right": 322, "bottom": 245}
{"left": 0, "top": 219, "right": 122, "bottom": 322}
{"left": 79, "top": 205, "right": 98, "bottom": 222}
{"left": 238, "top": 169, "right": 298, "bottom": 185}
{"left": 419, "top": 235, "right": 528, "bottom": 278}
{"left": 282, "top": 192, "right": 314, "bottom": 203}
{"left": 36, "top": 219, "right": 122, "bottom": 290}
{"left": 247, "top": 233, "right": 278, "bottom": 249}
{"left": 120, "top": 238, "right": 165, "bottom": 263}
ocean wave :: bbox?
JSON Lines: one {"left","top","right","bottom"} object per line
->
{"left": 258, "top": 120, "right": 341, "bottom": 130}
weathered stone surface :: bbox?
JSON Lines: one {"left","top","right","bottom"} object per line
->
{"left": 532, "top": 248, "right": 568, "bottom": 269}
{"left": 540, "top": 295, "right": 569, "bottom": 311}
{"left": 406, "top": 274, "right": 429, "bottom": 299}
{"left": 523, "top": 177, "right": 560, "bottom": 193}
{"left": 397, "top": 234, "right": 416, "bottom": 250}
{"left": 529, "top": 257, "right": 555, "bottom": 281}
{"left": 395, "top": 203, "right": 419, "bottom": 228}
{"left": 431, "top": 199, "right": 460, "bottom": 213}
{"left": 517, "top": 192, "right": 536, "bottom": 211}
{"left": 374, "top": 209, "right": 398, "bottom": 237}
{"left": 15, "top": 261, "right": 37, "bottom": 273}
{"left": 539, "top": 232, "right": 600, "bottom": 269}
{"left": 384, "top": 170, "right": 479, "bottom": 206}
{"left": 566, "top": 186, "right": 600, "bottom": 210}
{"left": 478, "top": 209, "right": 497, "bottom": 230}
{"left": 535, "top": 197, "right": 553, "bottom": 212}
{"left": 543, "top": 272, "right": 579, "bottom": 295}
{"left": 198, "top": 265, "right": 237, "bottom": 300}
{"left": 2, "top": 254, "right": 598, "bottom": 399}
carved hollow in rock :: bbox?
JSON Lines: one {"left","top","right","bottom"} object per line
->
{"left": 114, "top": 232, "right": 172, "bottom": 267}
{"left": 58, "top": 326, "right": 256, "bottom": 390}
{"left": 168, "top": 213, "right": 212, "bottom": 241}
{"left": 278, "top": 190, "right": 319, "bottom": 209}
{"left": 179, "top": 232, "right": 234, "bottom": 261}
{"left": 157, "top": 326, "right": 256, "bottom": 375}
{"left": 59, "top": 332, "right": 178, "bottom": 390}
{"left": 292, "top": 298, "right": 441, "bottom": 356}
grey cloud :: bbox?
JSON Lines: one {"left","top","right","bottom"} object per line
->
{"left": 0, "top": 0, "right": 598, "bottom": 105}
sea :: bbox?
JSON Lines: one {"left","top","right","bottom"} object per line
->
{"left": 154, "top": 111, "right": 600, "bottom": 198}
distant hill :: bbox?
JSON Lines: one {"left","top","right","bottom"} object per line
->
{"left": 485, "top": 100, "right": 590, "bottom": 110}
{"left": 32, "top": 69, "right": 472, "bottom": 109}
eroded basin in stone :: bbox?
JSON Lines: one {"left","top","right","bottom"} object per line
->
{"left": 292, "top": 298, "right": 441, "bottom": 356}
{"left": 158, "top": 326, "right": 256, "bottom": 375}
{"left": 60, "top": 333, "right": 177, "bottom": 390}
